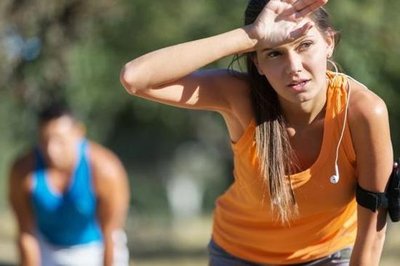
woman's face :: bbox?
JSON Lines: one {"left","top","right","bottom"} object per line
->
{"left": 39, "top": 115, "right": 84, "bottom": 170}
{"left": 253, "top": 21, "right": 334, "bottom": 107}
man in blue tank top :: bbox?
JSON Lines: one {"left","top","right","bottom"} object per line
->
{"left": 8, "top": 103, "right": 131, "bottom": 266}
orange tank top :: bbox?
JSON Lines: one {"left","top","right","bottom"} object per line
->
{"left": 212, "top": 72, "right": 357, "bottom": 264}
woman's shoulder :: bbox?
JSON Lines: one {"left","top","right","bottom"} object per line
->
{"left": 205, "top": 69, "right": 253, "bottom": 113}
{"left": 347, "top": 77, "right": 389, "bottom": 128}
{"left": 202, "top": 69, "right": 254, "bottom": 141}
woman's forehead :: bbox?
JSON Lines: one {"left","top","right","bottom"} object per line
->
{"left": 260, "top": 26, "right": 324, "bottom": 51}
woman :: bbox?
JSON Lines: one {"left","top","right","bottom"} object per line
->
{"left": 120, "top": 0, "right": 393, "bottom": 265}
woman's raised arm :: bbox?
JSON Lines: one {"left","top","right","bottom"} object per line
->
{"left": 119, "top": 0, "right": 328, "bottom": 111}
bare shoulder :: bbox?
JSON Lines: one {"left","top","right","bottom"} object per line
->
{"left": 207, "top": 69, "right": 251, "bottom": 102}
{"left": 346, "top": 77, "right": 393, "bottom": 190}
{"left": 8, "top": 151, "right": 37, "bottom": 229}
{"left": 87, "top": 141, "right": 129, "bottom": 201}
{"left": 208, "top": 70, "right": 254, "bottom": 131}
{"left": 348, "top": 78, "right": 389, "bottom": 125}
{"left": 87, "top": 141, "right": 127, "bottom": 182}
{"left": 10, "top": 151, "right": 35, "bottom": 182}
{"left": 9, "top": 151, "right": 35, "bottom": 192}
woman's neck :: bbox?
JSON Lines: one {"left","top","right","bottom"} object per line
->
{"left": 280, "top": 87, "right": 327, "bottom": 128}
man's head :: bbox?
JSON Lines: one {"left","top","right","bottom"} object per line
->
{"left": 38, "top": 103, "right": 85, "bottom": 170}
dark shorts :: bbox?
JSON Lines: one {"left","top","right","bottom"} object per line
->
{"left": 208, "top": 239, "right": 351, "bottom": 266}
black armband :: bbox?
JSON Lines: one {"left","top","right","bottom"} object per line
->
{"left": 387, "top": 158, "right": 400, "bottom": 222}
{"left": 356, "top": 158, "right": 400, "bottom": 223}
{"left": 356, "top": 184, "right": 388, "bottom": 212}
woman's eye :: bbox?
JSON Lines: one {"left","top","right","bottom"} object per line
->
{"left": 267, "top": 51, "right": 281, "bottom": 58}
{"left": 298, "top": 41, "right": 313, "bottom": 51}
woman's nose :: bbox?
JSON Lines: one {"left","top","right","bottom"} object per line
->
{"left": 285, "top": 52, "right": 303, "bottom": 75}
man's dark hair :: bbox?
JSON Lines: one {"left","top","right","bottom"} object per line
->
{"left": 38, "top": 102, "right": 75, "bottom": 124}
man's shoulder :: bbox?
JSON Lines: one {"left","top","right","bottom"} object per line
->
{"left": 86, "top": 141, "right": 125, "bottom": 178}
{"left": 86, "top": 141, "right": 119, "bottom": 163}
{"left": 9, "top": 150, "right": 35, "bottom": 185}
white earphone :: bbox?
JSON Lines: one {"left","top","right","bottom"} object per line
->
{"left": 330, "top": 159, "right": 340, "bottom": 184}
{"left": 328, "top": 62, "right": 351, "bottom": 184}
{"left": 328, "top": 67, "right": 368, "bottom": 184}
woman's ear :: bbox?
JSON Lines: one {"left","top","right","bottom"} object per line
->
{"left": 325, "top": 28, "right": 335, "bottom": 58}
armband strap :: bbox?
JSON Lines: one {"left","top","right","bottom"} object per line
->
{"left": 356, "top": 184, "right": 388, "bottom": 212}
{"left": 387, "top": 160, "right": 400, "bottom": 222}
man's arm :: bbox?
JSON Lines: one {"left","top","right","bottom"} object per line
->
{"left": 8, "top": 154, "right": 41, "bottom": 266}
{"left": 90, "top": 143, "right": 130, "bottom": 266}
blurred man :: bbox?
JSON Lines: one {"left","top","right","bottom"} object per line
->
{"left": 8, "top": 103, "right": 130, "bottom": 266}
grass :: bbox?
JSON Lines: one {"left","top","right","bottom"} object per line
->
{"left": 1, "top": 210, "right": 400, "bottom": 266}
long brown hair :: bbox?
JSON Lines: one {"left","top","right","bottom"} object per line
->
{"left": 241, "top": 0, "right": 338, "bottom": 223}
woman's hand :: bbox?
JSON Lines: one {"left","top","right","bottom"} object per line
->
{"left": 251, "top": 0, "right": 328, "bottom": 48}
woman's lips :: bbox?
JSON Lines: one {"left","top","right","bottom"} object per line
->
{"left": 288, "top": 79, "right": 310, "bottom": 92}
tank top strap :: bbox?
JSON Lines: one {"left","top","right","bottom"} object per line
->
{"left": 76, "top": 138, "right": 91, "bottom": 180}
{"left": 32, "top": 148, "right": 47, "bottom": 191}
{"left": 326, "top": 71, "right": 348, "bottom": 116}
{"left": 70, "top": 138, "right": 95, "bottom": 196}
{"left": 326, "top": 71, "right": 356, "bottom": 165}
{"left": 79, "top": 138, "right": 88, "bottom": 154}
{"left": 34, "top": 147, "right": 46, "bottom": 170}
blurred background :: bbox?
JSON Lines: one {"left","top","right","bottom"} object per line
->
{"left": 0, "top": 0, "right": 399, "bottom": 265}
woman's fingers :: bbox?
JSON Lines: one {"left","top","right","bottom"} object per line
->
{"left": 277, "top": 0, "right": 327, "bottom": 21}
{"left": 293, "top": 0, "right": 328, "bottom": 16}
{"left": 289, "top": 22, "right": 314, "bottom": 40}
{"left": 254, "top": 0, "right": 326, "bottom": 47}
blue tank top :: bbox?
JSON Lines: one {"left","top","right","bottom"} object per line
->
{"left": 31, "top": 139, "right": 103, "bottom": 246}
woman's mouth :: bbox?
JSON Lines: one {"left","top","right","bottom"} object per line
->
{"left": 288, "top": 79, "right": 310, "bottom": 92}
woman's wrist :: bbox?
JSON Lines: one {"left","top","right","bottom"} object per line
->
{"left": 240, "top": 24, "right": 259, "bottom": 53}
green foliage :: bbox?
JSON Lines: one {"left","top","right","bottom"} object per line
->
{"left": 328, "top": 0, "right": 400, "bottom": 156}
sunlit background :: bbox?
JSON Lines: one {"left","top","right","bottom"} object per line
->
{"left": 0, "top": 0, "right": 399, "bottom": 265}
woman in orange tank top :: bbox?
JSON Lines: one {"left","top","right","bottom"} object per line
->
{"left": 120, "top": 0, "right": 393, "bottom": 265}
